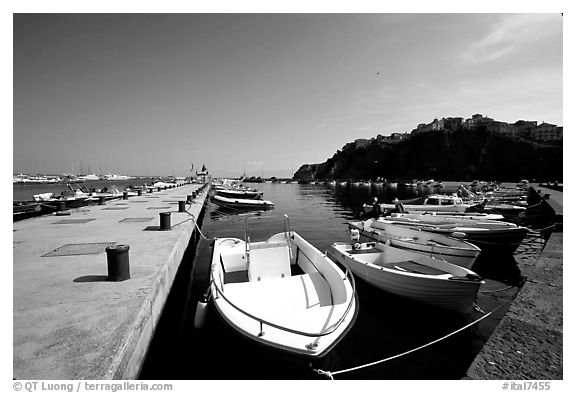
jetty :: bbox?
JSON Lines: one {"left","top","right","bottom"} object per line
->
{"left": 465, "top": 185, "right": 563, "bottom": 379}
{"left": 13, "top": 183, "right": 209, "bottom": 379}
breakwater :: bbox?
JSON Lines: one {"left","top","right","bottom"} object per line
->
{"left": 13, "top": 183, "right": 209, "bottom": 379}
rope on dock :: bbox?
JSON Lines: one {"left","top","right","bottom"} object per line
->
{"left": 183, "top": 195, "right": 212, "bottom": 240}
{"left": 310, "top": 299, "right": 514, "bottom": 380}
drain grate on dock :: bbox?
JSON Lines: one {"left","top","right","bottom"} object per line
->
{"left": 119, "top": 217, "right": 154, "bottom": 223}
{"left": 52, "top": 219, "right": 95, "bottom": 224}
{"left": 42, "top": 242, "right": 117, "bottom": 257}
{"left": 103, "top": 207, "right": 130, "bottom": 210}
{"left": 147, "top": 206, "right": 171, "bottom": 209}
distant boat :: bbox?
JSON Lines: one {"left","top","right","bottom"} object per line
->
{"left": 210, "top": 215, "right": 358, "bottom": 357}
{"left": 77, "top": 174, "right": 101, "bottom": 181}
{"left": 328, "top": 241, "right": 483, "bottom": 315}
{"left": 104, "top": 173, "right": 133, "bottom": 181}
{"left": 32, "top": 185, "right": 95, "bottom": 209}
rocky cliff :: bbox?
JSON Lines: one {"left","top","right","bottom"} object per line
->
{"left": 293, "top": 128, "right": 562, "bottom": 182}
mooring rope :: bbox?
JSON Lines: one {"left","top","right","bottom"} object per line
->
{"left": 184, "top": 194, "right": 212, "bottom": 240}
{"left": 311, "top": 299, "right": 514, "bottom": 380}
{"left": 479, "top": 285, "right": 517, "bottom": 294}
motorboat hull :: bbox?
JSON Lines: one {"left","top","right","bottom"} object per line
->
{"left": 210, "top": 231, "right": 357, "bottom": 358}
{"left": 349, "top": 219, "right": 481, "bottom": 269}
{"left": 211, "top": 195, "right": 274, "bottom": 209}
{"left": 215, "top": 189, "right": 264, "bottom": 200}
{"left": 382, "top": 215, "right": 529, "bottom": 256}
{"left": 328, "top": 242, "right": 483, "bottom": 315}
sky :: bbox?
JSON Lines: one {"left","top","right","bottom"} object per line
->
{"left": 11, "top": 10, "right": 564, "bottom": 178}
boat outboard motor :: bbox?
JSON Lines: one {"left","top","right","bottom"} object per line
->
{"left": 350, "top": 228, "right": 361, "bottom": 249}
{"left": 393, "top": 198, "right": 406, "bottom": 213}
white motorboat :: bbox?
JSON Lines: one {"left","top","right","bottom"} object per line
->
{"left": 212, "top": 195, "right": 274, "bottom": 209}
{"left": 328, "top": 241, "right": 483, "bottom": 315}
{"left": 364, "top": 194, "right": 474, "bottom": 214}
{"left": 210, "top": 215, "right": 358, "bottom": 358}
{"left": 215, "top": 188, "right": 264, "bottom": 200}
{"left": 348, "top": 219, "right": 481, "bottom": 268}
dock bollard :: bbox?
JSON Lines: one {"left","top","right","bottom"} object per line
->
{"left": 98, "top": 196, "right": 106, "bottom": 205}
{"left": 137, "top": 189, "right": 142, "bottom": 196}
{"left": 157, "top": 187, "right": 161, "bottom": 192}
{"left": 159, "top": 212, "right": 171, "bottom": 230}
{"left": 186, "top": 195, "right": 193, "bottom": 203}
{"left": 106, "top": 245, "right": 130, "bottom": 281}
{"left": 148, "top": 188, "right": 153, "bottom": 193}
{"left": 57, "top": 201, "right": 66, "bottom": 212}
{"left": 178, "top": 201, "right": 186, "bottom": 212}
{"left": 123, "top": 191, "right": 128, "bottom": 200}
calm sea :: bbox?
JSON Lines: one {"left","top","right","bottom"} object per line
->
{"left": 139, "top": 182, "right": 544, "bottom": 380}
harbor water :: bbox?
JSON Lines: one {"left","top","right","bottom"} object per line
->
{"left": 138, "top": 182, "right": 549, "bottom": 380}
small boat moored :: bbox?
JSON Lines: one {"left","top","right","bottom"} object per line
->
{"left": 381, "top": 213, "right": 530, "bottom": 257}
{"left": 211, "top": 194, "right": 274, "bottom": 209}
{"left": 348, "top": 218, "right": 481, "bottom": 269}
{"left": 328, "top": 241, "right": 484, "bottom": 315}
{"left": 215, "top": 188, "right": 264, "bottom": 200}
{"left": 364, "top": 194, "right": 474, "bottom": 215}
{"left": 209, "top": 215, "right": 358, "bottom": 358}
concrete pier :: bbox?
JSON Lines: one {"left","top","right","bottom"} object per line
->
{"left": 465, "top": 186, "right": 562, "bottom": 379}
{"left": 13, "top": 183, "right": 209, "bottom": 380}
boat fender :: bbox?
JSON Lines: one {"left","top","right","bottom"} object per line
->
{"left": 193, "top": 298, "right": 209, "bottom": 329}
{"left": 451, "top": 232, "right": 467, "bottom": 239}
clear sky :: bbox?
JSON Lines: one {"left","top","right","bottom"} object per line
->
{"left": 12, "top": 11, "right": 563, "bottom": 178}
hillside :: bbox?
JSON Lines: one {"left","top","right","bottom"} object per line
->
{"left": 294, "top": 128, "right": 562, "bottom": 182}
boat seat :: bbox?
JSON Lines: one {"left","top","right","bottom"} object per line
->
{"left": 220, "top": 252, "right": 247, "bottom": 273}
{"left": 392, "top": 261, "right": 447, "bottom": 275}
{"left": 248, "top": 244, "right": 291, "bottom": 282}
{"left": 225, "top": 272, "right": 332, "bottom": 311}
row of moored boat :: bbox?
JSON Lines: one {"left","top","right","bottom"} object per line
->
{"left": 203, "top": 198, "right": 530, "bottom": 359}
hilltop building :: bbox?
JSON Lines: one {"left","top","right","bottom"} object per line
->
{"left": 408, "top": 113, "right": 561, "bottom": 142}
{"left": 412, "top": 117, "right": 464, "bottom": 134}
{"left": 533, "top": 123, "right": 563, "bottom": 141}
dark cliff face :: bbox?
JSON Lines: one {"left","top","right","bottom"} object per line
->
{"left": 293, "top": 164, "right": 319, "bottom": 180}
{"left": 294, "top": 129, "right": 562, "bottom": 182}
